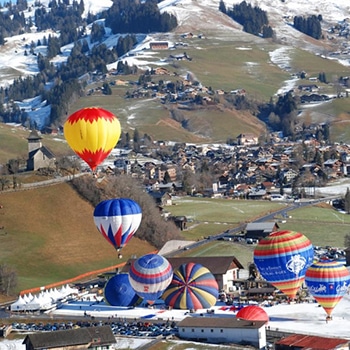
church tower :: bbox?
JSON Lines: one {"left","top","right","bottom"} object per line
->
{"left": 27, "top": 130, "right": 42, "bottom": 153}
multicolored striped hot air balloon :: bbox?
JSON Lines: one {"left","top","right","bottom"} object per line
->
{"left": 253, "top": 230, "right": 314, "bottom": 299}
{"left": 104, "top": 273, "right": 141, "bottom": 307}
{"left": 64, "top": 107, "right": 121, "bottom": 171}
{"left": 305, "top": 259, "right": 350, "bottom": 317}
{"left": 93, "top": 198, "right": 142, "bottom": 251}
{"left": 128, "top": 254, "right": 173, "bottom": 305}
{"left": 161, "top": 262, "right": 219, "bottom": 310}
{"left": 236, "top": 305, "right": 269, "bottom": 322}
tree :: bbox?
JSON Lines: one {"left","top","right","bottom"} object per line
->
{"left": 102, "top": 82, "right": 112, "bottom": 95}
{"left": 71, "top": 175, "right": 182, "bottom": 249}
{"left": 345, "top": 187, "right": 350, "bottom": 214}
{"left": 163, "top": 170, "right": 171, "bottom": 184}
{"left": 344, "top": 233, "right": 350, "bottom": 248}
{"left": 0, "top": 263, "right": 17, "bottom": 296}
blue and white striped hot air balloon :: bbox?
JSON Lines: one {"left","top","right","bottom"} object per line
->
{"left": 93, "top": 198, "right": 142, "bottom": 251}
{"left": 128, "top": 254, "right": 173, "bottom": 305}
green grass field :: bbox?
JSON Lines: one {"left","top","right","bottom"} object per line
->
{"left": 0, "top": 182, "right": 155, "bottom": 296}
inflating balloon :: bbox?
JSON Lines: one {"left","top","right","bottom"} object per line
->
{"left": 104, "top": 273, "right": 140, "bottom": 307}
{"left": 128, "top": 254, "right": 173, "bottom": 305}
{"left": 162, "top": 262, "right": 219, "bottom": 310}
{"left": 305, "top": 259, "right": 350, "bottom": 317}
{"left": 64, "top": 107, "right": 121, "bottom": 171}
{"left": 236, "top": 305, "right": 269, "bottom": 322}
{"left": 94, "top": 198, "right": 142, "bottom": 251}
{"left": 253, "top": 230, "right": 314, "bottom": 299}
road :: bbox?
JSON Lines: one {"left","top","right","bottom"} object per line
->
{"left": 165, "top": 195, "right": 339, "bottom": 255}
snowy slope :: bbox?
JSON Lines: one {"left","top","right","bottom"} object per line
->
{"left": 0, "top": 0, "right": 348, "bottom": 128}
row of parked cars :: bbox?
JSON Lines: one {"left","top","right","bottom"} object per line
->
{"left": 10, "top": 319, "right": 178, "bottom": 338}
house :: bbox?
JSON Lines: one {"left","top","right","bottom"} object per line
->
{"left": 177, "top": 317, "right": 267, "bottom": 349}
{"left": 22, "top": 326, "right": 116, "bottom": 350}
{"left": 148, "top": 191, "right": 172, "bottom": 206}
{"left": 149, "top": 41, "right": 168, "bottom": 50}
{"left": 237, "top": 133, "right": 258, "bottom": 146}
{"left": 26, "top": 130, "right": 56, "bottom": 171}
{"left": 122, "top": 256, "right": 244, "bottom": 293}
{"left": 275, "top": 333, "right": 349, "bottom": 350}
{"left": 245, "top": 222, "right": 279, "bottom": 239}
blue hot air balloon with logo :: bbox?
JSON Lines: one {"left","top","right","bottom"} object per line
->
{"left": 305, "top": 259, "right": 350, "bottom": 318}
{"left": 254, "top": 230, "right": 314, "bottom": 299}
{"left": 93, "top": 198, "right": 142, "bottom": 251}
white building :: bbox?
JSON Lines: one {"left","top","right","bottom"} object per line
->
{"left": 177, "top": 317, "right": 267, "bottom": 349}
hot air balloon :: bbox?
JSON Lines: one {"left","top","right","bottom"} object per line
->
{"left": 305, "top": 259, "right": 350, "bottom": 318}
{"left": 93, "top": 198, "right": 142, "bottom": 251}
{"left": 128, "top": 254, "right": 173, "bottom": 305}
{"left": 253, "top": 230, "right": 314, "bottom": 299}
{"left": 104, "top": 273, "right": 141, "bottom": 307}
{"left": 162, "top": 262, "right": 219, "bottom": 310}
{"left": 236, "top": 305, "right": 269, "bottom": 322}
{"left": 64, "top": 107, "right": 121, "bottom": 172}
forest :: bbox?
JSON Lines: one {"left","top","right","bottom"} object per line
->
{"left": 0, "top": 0, "right": 177, "bottom": 129}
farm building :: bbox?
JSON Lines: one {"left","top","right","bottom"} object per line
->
{"left": 177, "top": 317, "right": 267, "bottom": 349}
{"left": 22, "top": 326, "right": 116, "bottom": 350}
{"left": 245, "top": 222, "right": 279, "bottom": 240}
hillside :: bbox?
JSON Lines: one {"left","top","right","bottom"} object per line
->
{"left": 0, "top": 181, "right": 156, "bottom": 297}
{"left": 0, "top": 0, "right": 349, "bottom": 145}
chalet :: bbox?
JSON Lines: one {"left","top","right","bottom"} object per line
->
{"left": 149, "top": 41, "right": 168, "bottom": 50}
{"left": 275, "top": 334, "right": 349, "bottom": 350}
{"left": 298, "top": 84, "right": 319, "bottom": 92}
{"left": 26, "top": 130, "right": 56, "bottom": 171}
{"left": 177, "top": 317, "right": 267, "bottom": 349}
{"left": 122, "top": 256, "right": 244, "bottom": 293}
{"left": 245, "top": 222, "right": 279, "bottom": 239}
{"left": 237, "top": 133, "right": 258, "bottom": 146}
{"left": 148, "top": 191, "right": 172, "bottom": 206}
{"left": 22, "top": 326, "right": 116, "bottom": 350}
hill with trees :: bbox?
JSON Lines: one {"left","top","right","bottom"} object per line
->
{"left": 0, "top": 174, "right": 181, "bottom": 299}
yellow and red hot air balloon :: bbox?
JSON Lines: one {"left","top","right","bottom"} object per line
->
{"left": 64, "top": 107, "right": 121, "bottom": 172}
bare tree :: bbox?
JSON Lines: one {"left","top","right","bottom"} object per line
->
{"left": 0, "top": 264, "right": 18, "bottom": 296}
{"left": 71, "top": 175, "right": 182, "bottom": 249}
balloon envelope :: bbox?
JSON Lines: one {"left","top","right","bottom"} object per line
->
{"left": 94, "top": 198, "right": 142, "bottom": 250}
{"left": 162, "top": 262, "right": 219, "bottom": 310}
{"left": 236, "top": 305, "right": 269, "bottom": 322}
{"left": 305, "top": 259, "right": 350, "bottom": 316}
{"left": 253, "top": 230, "right": 314, "bottom": 299}
{"left": 104, "top": 273, "right": 140, "bottom": 307}
{"left": 64, "top": 107, "right": 121, "bottom": 171}
{"left": 128, "top": 254, "right": 173, "bottom": 304}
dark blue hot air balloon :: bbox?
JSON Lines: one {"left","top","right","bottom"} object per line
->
{"left": 93, "top": 198, "right": 142, "bottom": 251}
{"left": 162, "top": 262, "right": 219, "bottom": 310}
{"left": 104, "top": 273, "right": 140, "bottom": 307}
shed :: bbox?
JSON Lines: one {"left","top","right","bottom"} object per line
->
{"left": 245, "top": 222, "right": 279, "bottom": 239}
{"left": 23, "top": 326, "right": 116, "bottom": 350}
{"left": 177, "top": 317, "right": 267, "bottom": 349}
{"left": 275, "top": 334, "right": 349, "bottom": 350}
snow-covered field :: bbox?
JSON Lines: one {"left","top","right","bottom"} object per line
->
{"left": 3, "top": 293, "right": 350, "bottom": 350}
